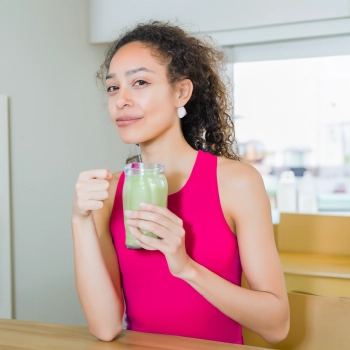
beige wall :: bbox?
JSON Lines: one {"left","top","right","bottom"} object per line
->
{"left": 0, "top": 0, "right": 135, "bottom": 325}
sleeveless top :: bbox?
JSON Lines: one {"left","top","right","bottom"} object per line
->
{"left": 110, "top": 150, "right": 243, "bottom": 344}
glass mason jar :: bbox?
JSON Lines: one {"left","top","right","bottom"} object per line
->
{"left": 123, "top": 162, "right": 168, "bottom": 249}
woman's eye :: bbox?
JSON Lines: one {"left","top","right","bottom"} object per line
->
{"left": 107, "top": 86, "right": 118, "bottom": 92}
{"left": 134, "top": 80, "right": 148, "bottom": 86}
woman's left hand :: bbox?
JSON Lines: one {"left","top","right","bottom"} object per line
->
{"left": 124, "top": 202, "right": 192, "bottom": 278}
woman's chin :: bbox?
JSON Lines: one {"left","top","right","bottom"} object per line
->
{"left": 119, "top": 136, "right": 143, "bottom": 145}
{"left": 122, "top": 140, "right": 140, "bottom": 145}
{"left": 118, "top": 131, "right": 153, "bottom": 145}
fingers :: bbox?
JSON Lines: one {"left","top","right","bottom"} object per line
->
{"left": 126, "top": 205, "right": 183, "bottom": 233}
{"left": 128, "top": 226, "right": 158, "bottom": 251}
{"left": 124, "top": 204, "right": 185, "bottom": 253}
{"left": 125, "top": 209, "right": 172, "bottom": 231}
{"left": 127, "top": 217, "right": 184, "bottom": 243}
{"left": 78, "top": 189, "right": 109, "bottom": 201}
{"left": 128, "top": 225, "right": 166, "bottom": 252}
{"left": 73, "top": 168, "right": 112, "bottom": 218}
{"left": 140, "top": 203, "right": 183, "bottom": 226}
{"left": 79, "top": 169, "right": 112, "bottom": 181}
{"left": 135, "top": 239, "right": 157, "bottom": 251}
{"left": 75, "top": 179, "right": 110, "bottom": 192}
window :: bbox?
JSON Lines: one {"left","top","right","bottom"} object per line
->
{"left": 225, "top": 35, "right": 350, "bottom": 214}
{"left": 233, "top": 55, "right": 350, "bottom": 176}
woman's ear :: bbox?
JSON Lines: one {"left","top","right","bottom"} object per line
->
{"left": 175, "top": 79, "right": 193, "bottom": 107}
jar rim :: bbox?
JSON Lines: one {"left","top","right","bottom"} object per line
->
{"left": 124, "top": 162, "right": 165, "bottom": 175}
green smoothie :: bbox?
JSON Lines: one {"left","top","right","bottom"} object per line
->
{"left": 123, "top": 164, "right": 168, "bottom": 249}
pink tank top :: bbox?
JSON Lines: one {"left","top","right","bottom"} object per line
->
{"left": 110, "top": 150, "right": 243, "bottom": 344}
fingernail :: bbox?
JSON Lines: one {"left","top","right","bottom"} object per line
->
{"left": 140, "top": 203, "right": 148, "bottom": 209}
{"left": 124, "top": 210, "right": 132, "bottom": 216}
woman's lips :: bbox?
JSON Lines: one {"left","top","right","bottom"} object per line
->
{"left": 116, "top": 118, "right": 142, "bottom": 127}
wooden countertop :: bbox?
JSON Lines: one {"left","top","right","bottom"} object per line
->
{"left": 0, "top": 318, "right": 269, "bottom": 350}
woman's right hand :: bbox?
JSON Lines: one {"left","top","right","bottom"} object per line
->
{"left": 72, "top": 168, "right": 112, "bottom": 220}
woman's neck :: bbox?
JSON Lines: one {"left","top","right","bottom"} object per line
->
{"left": 139, "top": 136, "right": 198, "bottom": 194}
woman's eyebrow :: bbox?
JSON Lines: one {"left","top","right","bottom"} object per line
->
{"left": 106, "top": 67, "right": 155, "bottom": 80}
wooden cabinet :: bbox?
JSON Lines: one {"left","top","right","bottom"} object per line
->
{"left": 244, "top": 292, "right": 350, "bottom": 350}
{"left": 274, "top": 214, "right": 350, "bottom": 298}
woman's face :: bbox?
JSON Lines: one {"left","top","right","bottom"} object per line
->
{"left": 106, "top": 41, "right": 179, "bottom": 145}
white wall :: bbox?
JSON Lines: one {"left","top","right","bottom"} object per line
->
{"left": 225, "top": 34, "right": 350, "bottom": 62}
{"left": 89, "top": 0, "right": 350, "bottom": 44}
{"left": 0, "top": 0, "right": 135, "bottom": 325}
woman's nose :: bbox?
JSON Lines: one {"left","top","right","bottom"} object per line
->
{"left": 116, "top": 86, "right": 133, "bottom": 109}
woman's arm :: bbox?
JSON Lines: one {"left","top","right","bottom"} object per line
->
{"left": 72, "top": 172, "right": 124, "bottom": 341}
{"left": 179, "top": 162, "right": 289, "bottom": 344}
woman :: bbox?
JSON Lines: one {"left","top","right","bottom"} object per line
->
{"left": 71, "top": 21, "right": 289, "bottom": 344}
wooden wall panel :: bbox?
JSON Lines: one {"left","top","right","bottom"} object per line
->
{"left": 277, "top": 213, "right": 350, "bottom": 255}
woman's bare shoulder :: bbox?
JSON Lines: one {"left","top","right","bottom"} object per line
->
{"left": 218, "top": 157, "right": 262, "bottom": 185}
{"left": 217, "top": 157, "right": 267, "bottom": 214}
{"left": 219, "top": 156, "right": 270, "bottom": 225}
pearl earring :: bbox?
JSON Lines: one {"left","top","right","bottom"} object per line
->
{"left": 177, "top": 106, "right": 187, "bottom": 119}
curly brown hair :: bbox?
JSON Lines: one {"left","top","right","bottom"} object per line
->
{"left": 96, "top": 20, "right": 241, "bottom": 163}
